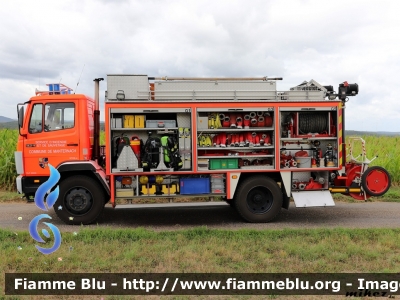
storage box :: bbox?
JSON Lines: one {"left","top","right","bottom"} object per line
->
{"left": 211, "top": 174, "right": 224, "bottom": 184}
{"left": 211, "top": 184, "right": 225, "bottom": 193}
{"left": 197, "top": 116, "right": 209, "bottom": 129}
{"left": 198, "top": 159, "right": 209, "bottom": 170}
{"left": 135, "top": 115, "right": 145, "bottom": 128}
{"left": 146, "top": 120, "right": 176, "bottom": 128}
{"left": 116, "top": 188, "right": 134, "bottom": 197}
{"left": 209, "top": 158, "right": 238, "bottom": 170}
{"left": 123, "top": 115, "right": 134, "bottom": 128}
{"left": 180, "top": 178, "right": 210, "bottom": 194}
{"left": 111, "top": 117, "right": 122, "bottom": 128}
{"left": 154, "top": 80, "right": 276, "bottom": 100}
{"left": 107, "top": 75, "right": 150, "bottom": 100}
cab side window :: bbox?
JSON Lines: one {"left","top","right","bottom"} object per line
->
{"left": 28, "top": 104, "right": 43, "bottom": 134}
{"left": 45, "top": 103, "right": 75, "bottom": 131}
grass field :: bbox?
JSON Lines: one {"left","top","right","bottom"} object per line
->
{"left": 3, "top": 227, "right": 400, "bottom": 273}
{"left": 2, "top": 227, "right": 400, "bottom": 298}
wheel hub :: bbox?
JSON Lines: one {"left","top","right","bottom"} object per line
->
{"left": 254, "top": 195, "right": 263, "bottom": 203}
{"left": 71, "top": 194, "right": 85, "bottom": 208}
{"left": 246, "top": 187, "right": 273, "bottom": 214}
{"left": 65, "top": 188, "right": 92, "bottom": 215}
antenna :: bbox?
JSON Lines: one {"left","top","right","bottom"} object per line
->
{"left": 74, "top": 64, "right": 85, "bottom": 94}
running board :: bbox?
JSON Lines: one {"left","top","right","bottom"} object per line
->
{"left": 292, "top": 190, "right": 335, "bottom": 207}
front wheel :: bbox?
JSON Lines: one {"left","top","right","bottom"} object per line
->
{"left": 225, "top": 199, "right": 236, "bottom": 209}
{"left": 54, "top": 175, "right": 106, "bottom": 225}
{"left": 234, "top": 176, "right": 283, "bottom": 223}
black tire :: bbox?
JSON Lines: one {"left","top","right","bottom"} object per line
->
{"left": 234, "top": 176, "right": 282, "bottom": 223}
{"left": 225, "top": 199, "right": 236, "bottom": 208}
{"left": 361, "top": 166, "right": 391, "bottom": 197}
{"left": 54, "top": 175, "right": 106, "bottom": 225}
{"left": 25, "top": 193, "right": 35, "bottom": 202}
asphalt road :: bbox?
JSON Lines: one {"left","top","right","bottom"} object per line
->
{"left": 1, "top": 201, "right": 400, "bottom": 232}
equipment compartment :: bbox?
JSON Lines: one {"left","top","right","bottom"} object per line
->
{"left": 109, "top": 109, "right": 192, "bottom": 173}
{"left": 279, "top": 107, "right": 339, "bottom": 169}
{"left": 195, "top": 108, "right": 275, "bottom": 170}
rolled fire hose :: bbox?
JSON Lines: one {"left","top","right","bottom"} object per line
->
{"left": 236, "top": 117, "right": 243, "bottom": 128}
{"left": 258, "top": 116, "right": 264, "bottom": 127}
{"left": 230, "top": 134, "right": 235, "bottom": 147}
{"left": 264, "top": 115, "right": 273, "bottom": 127}
{"left": 229, "top": 114, "right": 237, "bottom": 128}
{"left": 299, "top": 183, "right": 306, "bottom": 190}
{"left": 223, "top": 116, "right": 230, "bottom": 127}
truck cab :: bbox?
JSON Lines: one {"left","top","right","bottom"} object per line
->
{"left": 15, "top": 88, "right": 96, "bottom": 198}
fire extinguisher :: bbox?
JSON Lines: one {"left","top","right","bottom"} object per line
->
{"left": 130, "top": 136, "right": 142, "bottom": 165}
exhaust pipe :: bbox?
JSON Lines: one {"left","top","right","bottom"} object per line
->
{"left": 93, "top": 78, "right": 104, "bottom": 161}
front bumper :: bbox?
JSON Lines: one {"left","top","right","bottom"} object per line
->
{"left": 17, "top": 176, "right": 49, "bottom": 196}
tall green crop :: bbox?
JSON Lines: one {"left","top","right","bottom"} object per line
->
{"left": 0, "top": 129, "right": 18, "bottom": 190}
{"left": 347, "top": 135, "right": 400, "bottom": 183}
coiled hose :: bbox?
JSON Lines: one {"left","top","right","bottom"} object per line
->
{"left": 298, "top": 112, "right": 328, "bottom": 134}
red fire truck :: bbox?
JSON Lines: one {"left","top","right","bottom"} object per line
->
{"left": 15, "top": 75, "right": 391, "bottom": 224}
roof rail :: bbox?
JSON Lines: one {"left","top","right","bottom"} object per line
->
{"left": 149, "top": 76, "right": 283, "bottom": 81}
{"left": 35, "top": 83, "right": 73, "bottom": 96}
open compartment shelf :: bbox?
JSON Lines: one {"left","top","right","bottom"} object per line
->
{"left": 109, "top": 109, "right": 192, "bottom": 174}
{"left": 279, "top": 107, "right": 339, "bottom": 169}
{"left": 195, "top": 108, "right": 276, "bottom": 171}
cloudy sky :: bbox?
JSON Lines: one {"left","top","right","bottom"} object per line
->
{"left": 1, "top": 0, "right": 399, "bottom": 131}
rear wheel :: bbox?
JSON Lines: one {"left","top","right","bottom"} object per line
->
{"left": 362, "top": 166, "right": 391, "bottom": 197}
{"left": 54, "top": 175, "right": 106, "bottom": 225}
{"left": 234, "top": 176, "right": 282, "bottom": 223}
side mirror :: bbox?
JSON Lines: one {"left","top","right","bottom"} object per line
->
{"left": 17, "top": 104, "right": 27, "bottom": 137}
{"left": 18, "top": 105, "right": 24, "bottom": 128}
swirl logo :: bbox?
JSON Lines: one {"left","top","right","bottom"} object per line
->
{"left": 29, "top": 214, "right": 62, "bottom": 254}
{"left": 29, "top": 164, "right": 62, "bottom": 254}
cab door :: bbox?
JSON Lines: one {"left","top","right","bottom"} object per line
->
{"left": 23, "top": 101, "right": 79, "bottom": 176}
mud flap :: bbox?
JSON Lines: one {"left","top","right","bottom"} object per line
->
{"left": 292, "top": 190, "right": 335, "bottom": 207}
